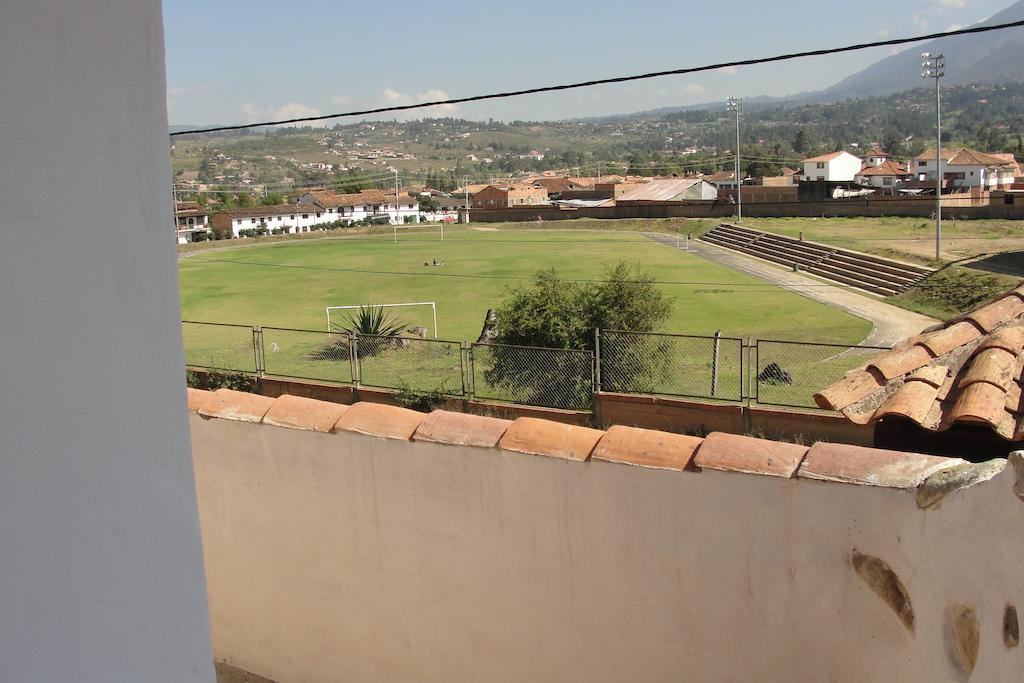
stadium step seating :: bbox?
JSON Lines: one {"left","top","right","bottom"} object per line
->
{"left": 699, "top": 224, "right": 932, "bottom": 297}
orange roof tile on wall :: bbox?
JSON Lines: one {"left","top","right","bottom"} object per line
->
{"left": 413, "top": 410, "right": 511, "bottom": 448}
{"left": 263, "top": 394, "right": 349, "bottom": 433}
{"left": 199, "top": 389, "right": 275, "bottom": 423}
{"left": 906, "top": 364, "right": 949, "bottom": 387}
{"left": 592, "top": 425, "right": 702, "bottom": 471}
{"left": 187, "top": 387, "right": 214, "bottom": 413}
{"left": 948, "top": 382, "right": 1007, "bottom": 428}
{"left": 966, "top": 296, "right": 1024, "bottom": 333}
{"left": 917, "top": 321, "right": 982, "bottom": 357}
{"left": 693, "top": 431, "right": 808, "bottom": 478}
{"left": 499, "top": 417, "right": 604, "bottom": 462}
{"left": 976, "top": 324, "right": 1024, "bottom": 355}
{"left": 873, "top": 380, "right": 941, "bottom": 425}
{"left": 334, "top": 402, "right": 425, "bottom": 441}
{"left": 798, "top": 442, "right": 963, "bottom": 488}
{"left": 813, "top": 368, "right": 887, "bottom": 410}
{"left": 958, "top": 347, "right": 1017, "bottom": 392}
{"left": 868, "top": 345, "right": 935, "bottom": 381}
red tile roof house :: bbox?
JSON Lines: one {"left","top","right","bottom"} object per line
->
{"left": 187, "top": 387, "right": 1024, "bottom": 681}
{"left": 815, "top": 281, "right": 1024, "bottom": 459}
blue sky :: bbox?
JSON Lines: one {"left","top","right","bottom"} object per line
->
{"left": 164, "top": 0, "right": 1012, "bottom": 125}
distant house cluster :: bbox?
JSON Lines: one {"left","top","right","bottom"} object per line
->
{"left": 799, "top": 146, "right": 1018, "bottom": 192}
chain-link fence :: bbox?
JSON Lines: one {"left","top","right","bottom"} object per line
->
{"left": 182, "top": 319, "right": 891, "bottom": 413}
{"left": 260, "top": 327, "right": 355, "bottom": 384}
{"left": 182, "top": 320, "right": 258, "bottom": 373}
{"left": 754, "top": 340, "right": 889, "bottom": 408}
{"left": 599, "top": 330, "right": 743, "bottom": 402}
{"left": 356, "top": 334, "right": 466, "bottom": 396}
{"left": 471, "top": 343, "right": 593, "bottom": 410}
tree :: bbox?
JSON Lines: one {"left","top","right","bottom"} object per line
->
{"left": 793, "top": 130, "right": 808, "bottom": 154}
{"left": 484, "top": 263, "right": 673, "bottom": 408}
{"left": 418, "top": 195, "right": 439, "bottom": 212}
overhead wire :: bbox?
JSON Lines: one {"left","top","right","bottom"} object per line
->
{"left": 169, "top": 20, "right": 1024, "bottom": 136}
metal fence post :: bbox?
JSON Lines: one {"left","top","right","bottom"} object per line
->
{"left": 351, "top": 333, "right": 361, "bottom": 386}
{"left": 253, "top": 325, "right": 265, "bottom": 375}
{"left": 711, "top": 330, "right": 721, "bottom": 398}
{"left": 749, "top": 337, "right": 756, "bottom": 405}
{"left": 466, "top": 343, "right": 475, "bottom": 400}
{"left": 594, "top": 328, "right": 602, "bottom": 393}
{"left": 460, "top": 341, "right": 470, "bottom": 400}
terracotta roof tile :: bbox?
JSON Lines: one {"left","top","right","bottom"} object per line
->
{"left": 187, "top": 388, "right": 214, "bottom": 413}
{"left": 958, "top": 347, "right": 1017, "bottom": 392}
{"left": 907, "top": 364, "right": 949, "bottom": 388}
{"left": 935, "top": 373, "right": 957, "bottom": 401}
{"left": 948, "top": 381, "right": 1007, "bottom": 428}
{"left": 873, "top": 380, "right": 942, "bottom": 424}
{"left": 592, "top": 425, "right": 702, "bottom": 471}
{"left": 499, "top": 417, "right": 603, "bottom": 461}
{"left": 798, "top": 442, "right": 962, "bottom": 488}
{"left": 263, "top": 394, "right": 348, "bottom": 432}
{"left": 918, "top": 321, "right": 982, "bottom": 357}
{"left": 868, "top": 344, "right": 935, "bottom": 381}
{"left": 1005, "top": 382, "right": 1023, "bottom": 414}
{"left": 334, "top": 402, "right": 425, "bottom": 440}
{"left": 413, "top": 410, "right": 511, "bottom": 448}
{"left": 199, "top": 389, "right": 275, "bottom": 423}
{"left": 966, "top": 296, "right": 1024, "bottom": 333}
{"left": 976, "top": 324, "right": 1024, "bottom": 355}
{"left": 813, "top": 368, "right": 886, "bottom": 410}
{"left": 693, "top": 432, "right": 807, "bottom": 478}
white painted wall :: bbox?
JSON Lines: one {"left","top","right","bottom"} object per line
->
{"left": 803, "top": 152, "right": 862, "bottom": 182}
{"left": 0, "top": 1, "right": 213, "bottom": 681}
{"left": 192, "top": 418, "right": 1024, "bottom": 683}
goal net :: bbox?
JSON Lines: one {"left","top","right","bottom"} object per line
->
{"left": 325, "top": 302, "right": 438, "bottom": 338}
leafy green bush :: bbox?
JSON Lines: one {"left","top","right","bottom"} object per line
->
{"left": 394, "top": 384, "right": 449, "bottom": 412}
{"left": 186, "top": 368, "right": 255, "bottom": 392}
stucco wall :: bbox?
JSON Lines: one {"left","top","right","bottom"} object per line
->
{"left": 0, "top": 1, "right": 213, "bottom": 680}
{"left": 191, "top": 409, "right": 1024, "bottom": 682}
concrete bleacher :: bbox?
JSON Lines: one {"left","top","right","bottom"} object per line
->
{"left": 699, "top": 224, "right": 932, "bottom": 296}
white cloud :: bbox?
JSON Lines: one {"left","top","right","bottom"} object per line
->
{"left": 912, "top": 11, "right": 929, "bottom": 30}
{"left": 684, "top": 83, "right": 706, "bottom": 95}
{"left": 330, "top": 95, "right": 351, "bottom": 106}
{"left": 717, "top": 66, "right": 738, "bottom": 75}
{"left": 240, "top": 101, "right": 327, "bottom": 128}
{"left": 931, "top": 0, "right": 966, "bottom": 8}
{"left": 945, "top": 23, "right": 963, "bottom": 31}
{"left": 656, "top": 88, "right": 669, "bottom": 96}
{"left": 380, "top": 88, "right": 457, "bottom": 118}
{"left": 876, "top": 29, "right": 891, "bottom": 39}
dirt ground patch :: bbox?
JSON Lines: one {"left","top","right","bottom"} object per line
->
{"left": 215, "top": 662, "right": 276, "bottom": 683}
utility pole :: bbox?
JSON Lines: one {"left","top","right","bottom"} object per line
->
{"left": 393, "top": 169, "right": 399, "bottom": 243}
{"left": 727, "top": 97, "right": 742, "bottom": 223}
{"left": 922, "top": 53, "right": 945, "bottom": 261}
{"left": 464, "top": 176, "right": 470, "bottom": 224}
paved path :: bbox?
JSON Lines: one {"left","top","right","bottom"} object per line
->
{"left": 645, "top": 233, "right": 939, "bottom": 347}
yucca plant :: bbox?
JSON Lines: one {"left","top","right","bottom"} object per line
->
{"left": 332, "top": 305, "right": 408, "bottom": 337}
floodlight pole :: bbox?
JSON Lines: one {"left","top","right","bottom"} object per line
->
{"left": 727, "top": 97, "right": 742, "bottom": 223}
{"left": 922, "top": 53, "right": 945, "bottom": 261}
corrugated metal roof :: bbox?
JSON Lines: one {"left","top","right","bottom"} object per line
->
{"left": 614, "top": 178, "right": 707, "bottom": 202}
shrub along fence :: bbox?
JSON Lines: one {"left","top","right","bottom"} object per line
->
{"left": 181, "top": 321, "right": 889, "bottom": 412}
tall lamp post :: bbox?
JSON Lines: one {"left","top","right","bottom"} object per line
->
{"left": 922, "top": 52, "right": 945, "bottom": 260}
{"left": 727, "top": 97, "right": 742, "bottom": 223}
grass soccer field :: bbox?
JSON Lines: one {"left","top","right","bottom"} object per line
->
{"left": 179, "top": 227, "right": 871, "bottom": 343}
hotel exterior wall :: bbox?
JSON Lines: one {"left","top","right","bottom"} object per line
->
{"left": 190, "top": 408, "right": 1024, "bottom": 682}
{"left": 0, "top": 1, "right": 213, "bottom": 680}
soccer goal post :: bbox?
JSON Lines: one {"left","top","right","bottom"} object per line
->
{"left": 325, "top": 302, "right": 438, "bottom": 338}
